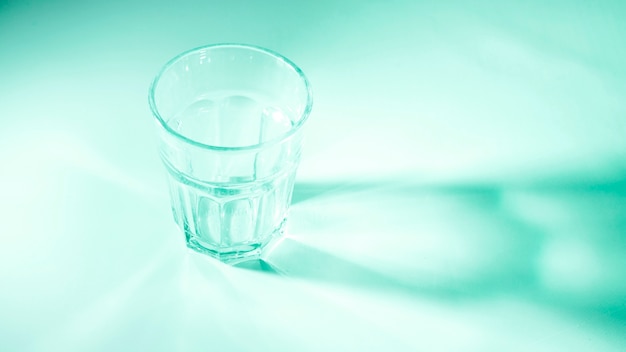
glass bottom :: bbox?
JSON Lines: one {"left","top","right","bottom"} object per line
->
{"left": 184, "top": 219, "right": 286, "bottom": 264}
{"left": 164, "top": 166, "right": 297, "bottom": 264}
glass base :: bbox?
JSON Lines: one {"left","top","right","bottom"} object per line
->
{"left": 183, "top": 221, "right": 285, "bottom": 264}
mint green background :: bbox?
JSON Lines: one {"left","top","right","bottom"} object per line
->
{"left": 1, "top": 0, "right": 626, "bottom": 350}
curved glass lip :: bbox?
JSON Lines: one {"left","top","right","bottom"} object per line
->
{"left": 148, "top": 43, "right": 313, "bottom": 152}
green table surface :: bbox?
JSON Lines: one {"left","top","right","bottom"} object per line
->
{"left": 1, "top": 0, "right": 625, "bottom": 351}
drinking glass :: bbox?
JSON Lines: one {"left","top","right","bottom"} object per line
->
{"left": 149, "top": 43, "right": 312, "bottom": 263}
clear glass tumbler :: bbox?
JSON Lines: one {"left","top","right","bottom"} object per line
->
{"left": 149, "top": 44, "right": 312, "bottom": 263}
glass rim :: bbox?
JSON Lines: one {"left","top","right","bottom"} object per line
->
{"left": 148, "top": 43, "right": 313, "bottom": 152}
